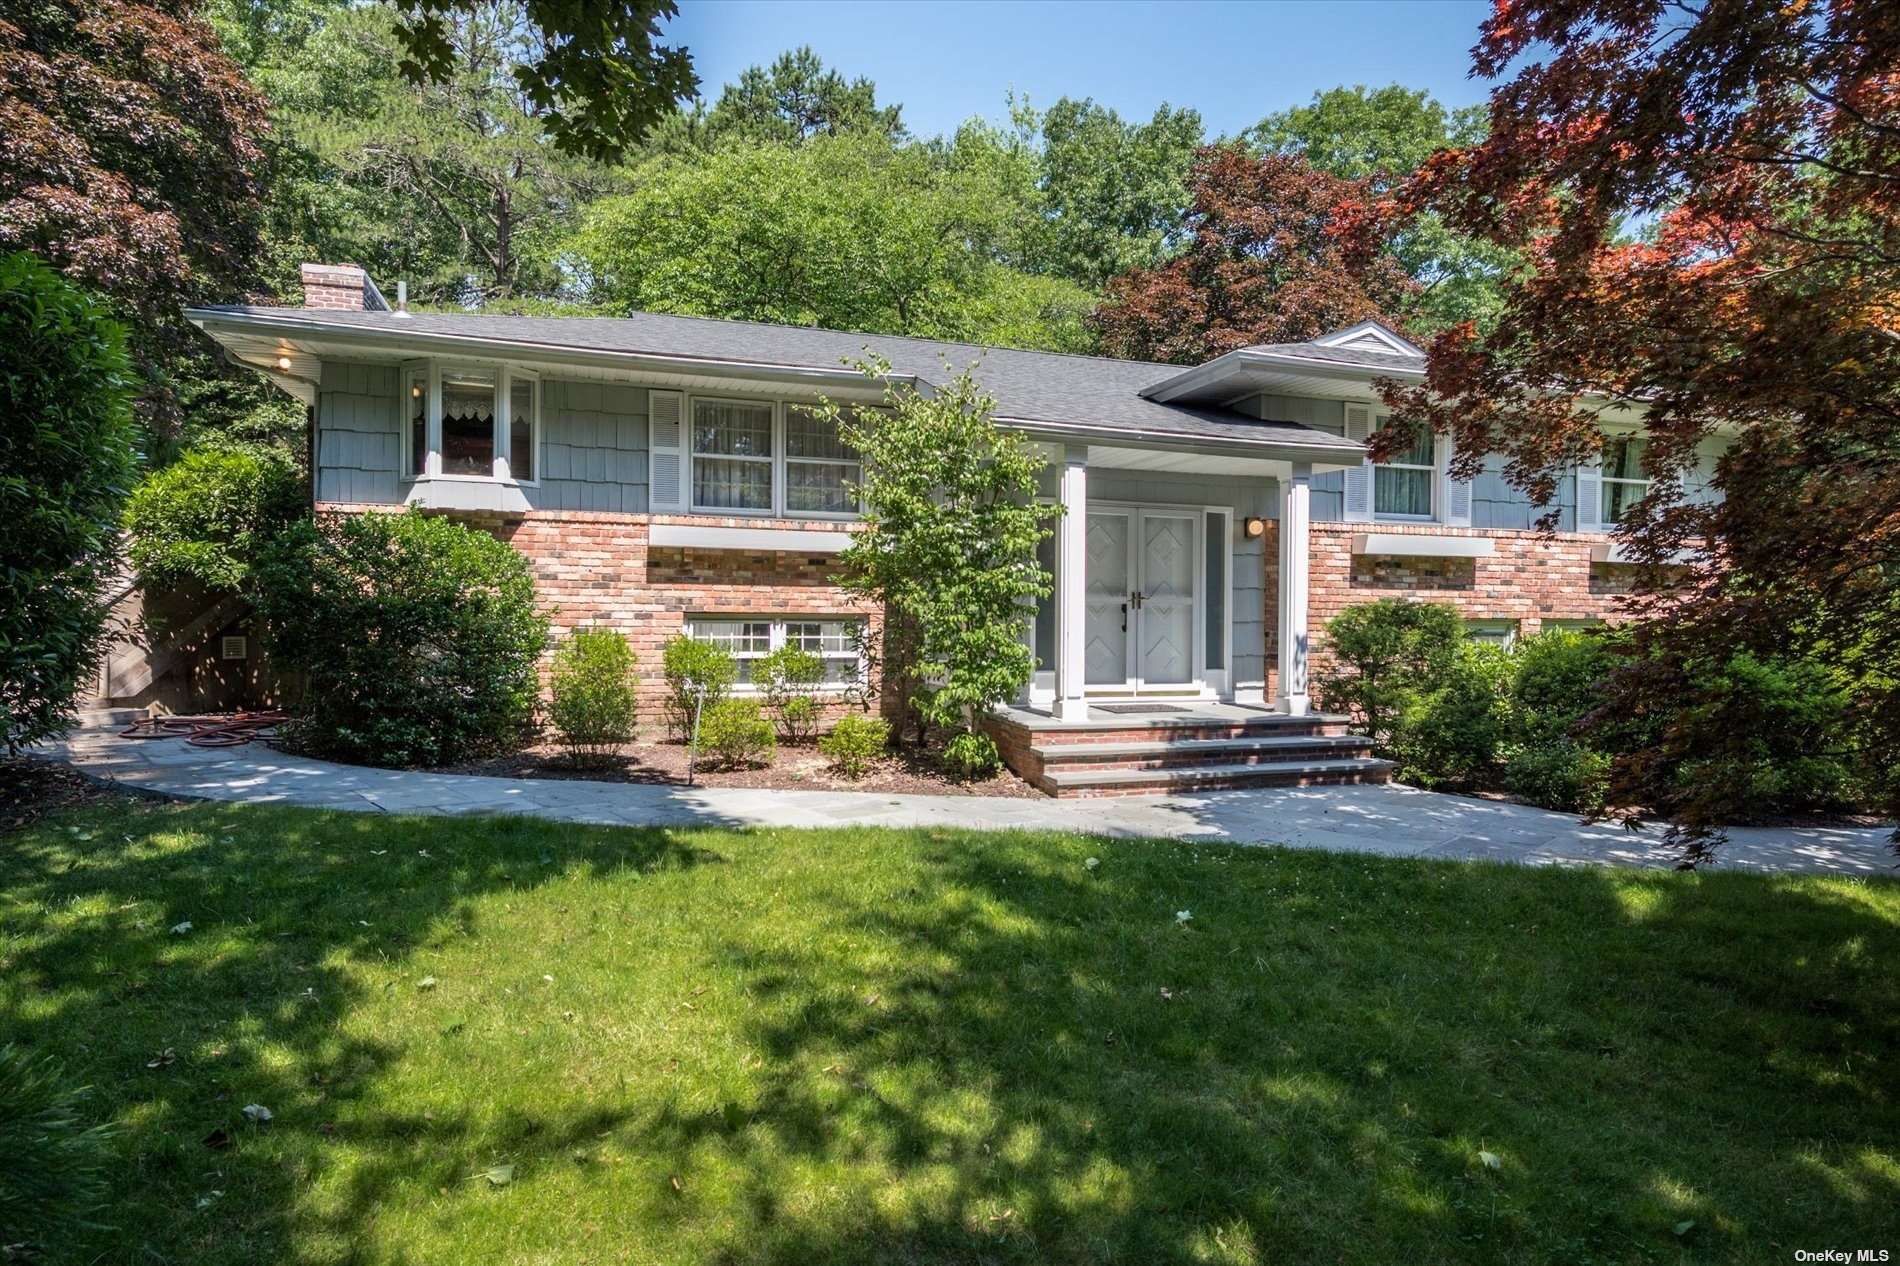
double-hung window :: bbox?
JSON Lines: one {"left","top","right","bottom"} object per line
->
{"left": 784, "top": 406, "right": 860, "bottom": 515}
{"left": 1373, "top": 416, "right": 1436, "bottom": 518}
{"left": 402, "top": 361, "right": 538, "bottom": 482}
{"left": 691, "top": 399, "right": 775, "bottom": 511}
{"left": 687, "top": 616, "right": 865, "bottom": 688}
{"left": 1601, "top": 436, "right": 1649, "bottom": 524}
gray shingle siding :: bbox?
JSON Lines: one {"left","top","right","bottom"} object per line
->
{"left": 540, "top": 381, "right": 648, "bottom": 513}
{"left": 315, "top": 362, "right": 402, "bottom": 504}
{"left": 313, "top": 363, "right": 648, "bottom": 512}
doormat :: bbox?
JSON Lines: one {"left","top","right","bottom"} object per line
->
{"left": 1094, "top": 703, "right": 1192, "bottom": 715}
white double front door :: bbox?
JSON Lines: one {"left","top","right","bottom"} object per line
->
{"left": 1083, "top": 507, "right": 1199, "bottom": 691}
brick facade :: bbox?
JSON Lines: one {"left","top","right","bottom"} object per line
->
{"left": 1263, "top": 520, "right": 1639, "bottom": 698}
{"left": 316, "top": 503, "right": 879, "bottom": 735}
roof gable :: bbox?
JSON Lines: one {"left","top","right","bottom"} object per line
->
{"left": 1311, "top": 320, "right": 1423, "bottom": 358}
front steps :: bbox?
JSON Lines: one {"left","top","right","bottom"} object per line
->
{"left": 988, "top": 708, "right": 1394, "bottom": 798}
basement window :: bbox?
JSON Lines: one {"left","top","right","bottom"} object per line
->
{"left": 686, "top": 616, "right": 865, "bottom": 689}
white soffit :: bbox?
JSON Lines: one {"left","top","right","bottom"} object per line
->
{"left": 649, "top": 523, "right": 850, "bottom": 553}
{"left": 1352, "top": 533, "right": 1496, "bottom": 559}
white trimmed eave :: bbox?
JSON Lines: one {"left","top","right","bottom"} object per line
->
{"left": 187, "top": 308, "right": 913, "bottom": 404}
{"left": 1003, "top": 416, "right": 1365, "bottom": 473}
{"left": 1139, "top": 349, "right": 1427, "bottom": 406}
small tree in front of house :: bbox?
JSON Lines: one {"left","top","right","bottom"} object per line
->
{"left": 822, "top": 359, "right": 1058, "bottom": 747}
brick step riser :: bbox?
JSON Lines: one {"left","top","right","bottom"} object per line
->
{"left": 1043, "top": 746, "right": 1376, "bottom": 772}
{"left": 1043, "top": 766, "right": 1393, "bottom": 798}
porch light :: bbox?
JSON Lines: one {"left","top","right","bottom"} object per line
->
{"left": 275, "top": 354, "right": 293, "bottom": 371}
{"left": 1243, "top": 516, "right": 1267, "bottom": 538}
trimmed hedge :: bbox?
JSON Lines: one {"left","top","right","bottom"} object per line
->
{"left": 124, "top": 443, "right": 305, "bottom": 591}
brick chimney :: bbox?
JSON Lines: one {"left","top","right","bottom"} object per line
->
{"left": 299, "top": 263, "right": 391, "bottom": 312}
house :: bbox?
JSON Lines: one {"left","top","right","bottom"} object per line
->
{"left": 181, "top": 264, "right": 1721, "bottom": 794}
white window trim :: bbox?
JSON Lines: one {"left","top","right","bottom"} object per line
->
{"left": 685, "top": 393, "right": 862, "bottom": 522}
{"left": 784, "top": 403, "right": 863, "bottom": 519}
{"left": 685, "top": 615, "right": 868, "bottom": 694}
{"left": 1600, "top": 434, "right": 1649, "bottom": 526}
{"left": 1371, "top": 414, "right": 1437, "bottom": 522}
{"left": 398, "top": 357, "right": 541, "bottom": 486}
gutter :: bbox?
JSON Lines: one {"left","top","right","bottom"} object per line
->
{"left": 186, "top": 308, "right": 918, "bottom": 393}
{"left": 1140, "top": 349, "right": 1427, "bottom": 403}
{"left": 999, "top": 415, "right": 1366, "bottom": 465}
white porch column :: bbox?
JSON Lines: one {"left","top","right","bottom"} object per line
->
{"left": 1053, "top": 445, "right": 1089, "bottom": 722}
{"left": 1276, "top": 462, "right": 1312, "bottom": 717}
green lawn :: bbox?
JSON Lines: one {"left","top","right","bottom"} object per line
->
{"left": 2, "top": 799, "right": 1896, "bottom": 1264}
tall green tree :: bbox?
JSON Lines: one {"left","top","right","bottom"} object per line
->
{"left": 705, "top": 45, "right": 904, "bottom": 146}
{"left": 270, "top": 1, "right": 615, "bottom": 305}
{"left": 1251, "top": 85, "right": 1515, "bottom": 332}
{"left": 571, "top": 129, "right": 1095, "bottom": 352}
{"left": 1012, "top": 96, "right": 1204, "bottom": 288}
{"left": 387, "top": 0, "right": 694, "bottom": 164}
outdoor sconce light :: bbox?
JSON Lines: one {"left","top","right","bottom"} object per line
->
{"left": 1243, "top": 516, "right": 1268, "bottom": 539}
{"left": 275, "top": 354, "right": 293, "bottom": 371}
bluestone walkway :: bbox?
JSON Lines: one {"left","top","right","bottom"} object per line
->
{"left": 39, "top": 718, "right": 1897, "bottom": 877}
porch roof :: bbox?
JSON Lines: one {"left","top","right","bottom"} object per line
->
{"left": 186, "top": 305, "right": 1368, "bottom": 466}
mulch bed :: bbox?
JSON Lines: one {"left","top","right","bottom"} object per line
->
{"left": 441, "top": 739, "right": 1045, "bottom": 799}
{"left": 0, "top": 757, "right": 148, "bottom": 835}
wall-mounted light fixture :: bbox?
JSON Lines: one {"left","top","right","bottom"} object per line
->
{"left": 275, "top": 354, "right": 293, "bottom": 371}
{"left": 1243, "top": 516, "right": 1268, "bottom": 539}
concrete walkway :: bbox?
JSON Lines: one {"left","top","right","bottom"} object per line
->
{"left": 40, "top": 718, "right": 1898, "bottom": 878}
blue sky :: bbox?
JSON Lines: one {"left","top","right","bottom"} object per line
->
{"left": 666, "top": 0, "right": 1498, "bottom": 141}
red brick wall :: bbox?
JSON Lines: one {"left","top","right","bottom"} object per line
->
{"left": 1264, "top": 521, "right": 1639, "bottom": 698}
{"left": 316, "top": 503, "right": 880, "bottom": 736}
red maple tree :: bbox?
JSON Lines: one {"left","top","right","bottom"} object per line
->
{"left": 1091, "top": 146, "right": 1415, "bottom": 365}
{"left": 1382, "top": 0, "right": 1900, "bottom": 850}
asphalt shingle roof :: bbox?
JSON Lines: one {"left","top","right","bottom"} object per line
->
{"left": 194, "top": 306, "right": 1363, "bottom": 451}
{"left": 1243, "top": 340, "right": 1428, "bottom": 373}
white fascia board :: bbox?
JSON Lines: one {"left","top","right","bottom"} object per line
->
{"left": 649, "top": 523, "right": 851, "bottom": 553}
{"left": 1352, "top": 533, "right": 1496, "bottom": 559}
{"left": 997, "top": 416, "right": 1366, "bottom": 467}
{"left": 186, "top": 309, "right": 918, "bottom": 394}
{"left": 1140, "top": 350, "right": 1428, "bottom": 403}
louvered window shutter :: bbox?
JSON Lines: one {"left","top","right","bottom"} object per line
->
{"left": 1342, "top": 404, "right": 1373, "bottom": 522}
{"left": 1576, "top": 453, "right": 1604, "bottom": 532}
{"left": 649, "top": 390, "right": 685, "bottom": 511}
{"left": 1438, "top": 433, "right": 1472, "bottom": 527}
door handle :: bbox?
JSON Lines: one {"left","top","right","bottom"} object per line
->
{"left": 1120, "top": 602, "right": 1128, "bottom": 632}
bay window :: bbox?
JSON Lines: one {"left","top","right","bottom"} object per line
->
{"left": 400, "top": 359, "right": 539, "bottom": 483}
{"left": 1373, "top": 415, "right": 1435, "bottom": 518}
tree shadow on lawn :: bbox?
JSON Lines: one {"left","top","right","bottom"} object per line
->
{"left": 2, "top": 804, "right": 1897, "bottom": 1264}
{"left": 632, "top": 836, "right": 1900, "bottom": 1264}
{"left": 0, "top": 803, "right": 721, "bottom": 1263}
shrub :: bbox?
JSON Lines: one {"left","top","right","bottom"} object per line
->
{"left": 1670, "top": 651, "right": 1856, "bottom": 816}
{"left": 1313, "top": 599, "right": 1464, "bottom": 754}
{"left": 943, "top": 730, "right": 1002, "bottom": 781}
{"left": 699, "top": 698, "right": 776, "bottom": 768}
{"left": 547, "top": 629, "right": 638, "bottom": 767}
{"left": 819, "top": 713, "right": 889, "bottom": 778}
{"left": 1392, "top": 642, "right": 1511, "bottom": 787}
{"left": 830, "top": 364, "right": 1057, "bottom": 741}
{"left": 1504, "top": 739, "right": 1611, "bottom": 814}
{"left": 253, "top": 509, "right": 548, "bottom": 767}
{"left": 0, "top": 1044, "right": 117, "bottom": 1248}
{"left": 0, "top": 252, "right": 139, "bottom": 754}
{"left": 758, "top": 643, "right": 825, "bottom": 742}
{"left": 661, "top": 635, "right": 736, "bottom": 742}
{"left": 1511, "top": 629, "right": 1614, "bottom": 746}
{"left": 123, "top": 443, "right": 304, "bottom": 592}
